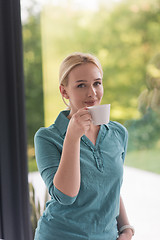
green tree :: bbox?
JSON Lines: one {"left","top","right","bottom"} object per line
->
{"left": 125, "top": 52, "right": 160, "bottom": 151}
{"left": 22, "top": 0, "right": 160, "bottom": 147}
{"left": 90, "top": 0, "right": 160, "bottom": 122}
{"left": 41, "top": 0, "right": 160, "bottom": 125}
{"left": 138, "top": 53, "right": 160, "bottom": 114}
{"left": 23, "top": 7, "right": 44, "bottom": 146}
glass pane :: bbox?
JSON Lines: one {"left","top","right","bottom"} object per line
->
{"left": 21, "top": 0, "right": 160, "bottom": 239}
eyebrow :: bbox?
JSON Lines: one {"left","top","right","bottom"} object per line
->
{"left": 75, "top": 78, "right": 102, "bottom": 83}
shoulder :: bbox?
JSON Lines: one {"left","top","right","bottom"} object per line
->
{"left": 108, "top": 121, "right": 128, "bottom": 145}
{"left": 34, "top": 124, "right": 59, "bottom": 141}
{"left": 108, "top": 121, "right": 128, "bottom": 135}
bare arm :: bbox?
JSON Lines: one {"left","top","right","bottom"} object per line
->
{"left": 53, "top": 108, "right": 91, "bottom": 197}
{"left": 53, "top": 132, "right": 81, "bottom": 197}
{"left": 117, "top": 196, "right": 133, "bottom": 240}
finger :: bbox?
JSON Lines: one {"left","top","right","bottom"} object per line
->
{"left": 80, "top": 114, "right": 92, "bottom": 122}
{"left": 83, "top": 119, "right": 92, "bottom": 126}
{"left": 76, "top": 107, "right": 90, "bottom": 116}
{"left": 74, "top": 112, "right": 91, "bottom": 122}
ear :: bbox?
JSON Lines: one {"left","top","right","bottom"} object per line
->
{"left": 59, "top": 84, "right": 69, "bottom": 99}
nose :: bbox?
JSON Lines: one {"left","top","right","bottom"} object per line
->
{"left": 88, "top": 85, "right": 96, "bottom": 97}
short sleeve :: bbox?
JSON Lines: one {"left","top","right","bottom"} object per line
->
{"left": 34, "top": 128, "right": 77, "bottom": 205}
{"left": 109, "top": 121, "right": 128, "bottom": 163}
{"left": 122, "top": 127, "right": 128, "bottom": 162}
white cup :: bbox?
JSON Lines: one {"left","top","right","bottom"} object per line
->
{"left": 87, "top": 104, "right": 110, "bottom": 125}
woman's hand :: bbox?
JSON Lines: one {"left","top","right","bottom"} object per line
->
{"left": 117, "top": 197, "right": 134, "bottom": 240}
{"left": 117, "top": 229, "right": 133, "bottom": 240}
{"left": 53, "top": 107, "right": 92, "bottom": 197}
{"left": 67, "top": 108, "right": 92, "bottom": 140}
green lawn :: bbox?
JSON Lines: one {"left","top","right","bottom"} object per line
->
{"left": 28, "top": 149, "right": 160, "bottom": 174}
{"left": 125, "top": 149, "right": 160, "bottom": 174}
{"left": 28, "top": 158, "right": 38, "bottom": 172}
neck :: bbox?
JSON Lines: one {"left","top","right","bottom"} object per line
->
{"left": 85, "top": 123, "right": 100, "bottom": 145}
{"left": 89, "top": 122, "right": 100, "bottom": 131}
{"left": 67, "top": 108, "right": 76, "bottom": 120}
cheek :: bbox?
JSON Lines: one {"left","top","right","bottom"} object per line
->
{"left": 71, "top": 91, "right": 84, "bottom": 101}
{"left": 99, "top": 86, "right": 104, "bottom": 97}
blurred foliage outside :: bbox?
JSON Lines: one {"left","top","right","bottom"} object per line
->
{"left": 23, "top": 3, "right": 44, "bottom": 147}
{"left": 22, "top": 0, "right": 160, "bottom": 174}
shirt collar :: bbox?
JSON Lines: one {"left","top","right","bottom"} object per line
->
{"left": 54, "top": 110, "right": 109, "bottom": 136}
{"left": 104, "top": 123, "right": 109, "bottom": 130}
{"left": 54, "top": 110, "right": 70, "bottom": 136}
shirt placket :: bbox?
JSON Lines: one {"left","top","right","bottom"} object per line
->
{"left": 81, "top": 127, "right": 106, "bottom": 172}
{"left": 93, "top": 148, "right": 104, "bottom": 172}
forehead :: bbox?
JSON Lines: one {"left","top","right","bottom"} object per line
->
{"left": 68, "top": 63, "right": 102, "bottom": 81}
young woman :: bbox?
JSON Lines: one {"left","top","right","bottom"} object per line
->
{"left": 34, "top": 52, "right": 134, "bottom": 240}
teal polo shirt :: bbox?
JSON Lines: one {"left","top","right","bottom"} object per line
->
{"left": 34, "top": 110, "right": 128, "bottom": 240}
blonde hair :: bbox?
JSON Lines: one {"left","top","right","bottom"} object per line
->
{"left": 59, "top": 52, "right": 103, "bottom": 107}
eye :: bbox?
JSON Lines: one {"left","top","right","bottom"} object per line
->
{"left": 77, "top": 83, "right": 86, "bottom": 88}
{"left": 94, "top": 81, "right": 102, "bottom": 86}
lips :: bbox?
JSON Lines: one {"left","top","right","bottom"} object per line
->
{"left": 84, "top": 100, "right": 96, "bottom": 106}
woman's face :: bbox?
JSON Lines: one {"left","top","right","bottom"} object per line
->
{"left": 60, "top": 63, "right": 104, "bottom": 116}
